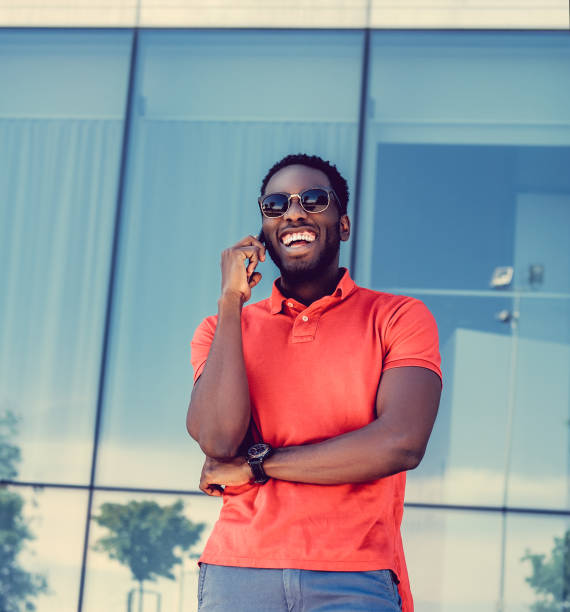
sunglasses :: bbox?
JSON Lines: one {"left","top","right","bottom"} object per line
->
{"left": 258, "top": 188, "right": 338, "bottom": 219}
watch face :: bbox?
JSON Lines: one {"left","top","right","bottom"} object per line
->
{"left": 248, "top": 443, "right": 271, "bottom": 460}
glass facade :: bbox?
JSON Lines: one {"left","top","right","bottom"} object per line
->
{"left": 1, "top": 26, "right": 569, "bottom": 611}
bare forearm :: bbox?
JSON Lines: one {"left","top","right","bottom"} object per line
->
{"left": 199, "top": 419, "right": 425, "bottom": 495}
{"left": 187, "top": 292, "right": 251, "bottom": 458}
{"left": 198, "top": 368, "right": 440, "bottom": 493}
{"left": 263, "top": 419, "right": 424, "bottom": 485}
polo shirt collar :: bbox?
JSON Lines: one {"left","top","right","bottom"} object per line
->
{"left": 269, "top": 268, "right": 356, "bottom": 315}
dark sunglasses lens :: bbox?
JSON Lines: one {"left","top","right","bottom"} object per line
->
{"left": 262, "top": 194, "right": 289, "bottom": 217}
{"left": 301, "top": 189, "right": 329, "bottom": 212}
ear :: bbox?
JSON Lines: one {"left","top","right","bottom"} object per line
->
{"left": 339, "top": 214, "right": 350, "bottom": 242}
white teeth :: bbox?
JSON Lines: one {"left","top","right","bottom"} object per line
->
{"left": 281, "top": 232, "right": 316, "bottom": 246}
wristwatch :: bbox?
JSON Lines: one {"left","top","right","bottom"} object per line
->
{"left": 247, "top": 443, "right": 273, "bottom": 484}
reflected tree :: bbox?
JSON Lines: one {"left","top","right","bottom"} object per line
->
{"left": 523, "top": 530, "right": 570, "bottom": 611}
{"left": 0, "top": 410, "right": 48, "bottom": 612}
{"left": 92, "top": 499, "right": 205, "bottom": 612}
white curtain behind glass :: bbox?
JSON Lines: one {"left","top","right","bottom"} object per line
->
{"left": 0, "top": 119, "right": 122, "bottom": 484}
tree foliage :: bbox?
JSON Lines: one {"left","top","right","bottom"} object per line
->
{"left": 523, "top": 530, "right": 570, "bottom": 612}
{"left": 92, "top": 499, "right": 205, "bottom": 585}
{"left": 0, "top": 409, "right": 21, "bottom": 480}
{"left": 0, "top": 410, "right": 48, "bottom": 611}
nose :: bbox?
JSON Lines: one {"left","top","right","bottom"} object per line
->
{"left": 283, "top": 194, "right": 307, "bottom": 221}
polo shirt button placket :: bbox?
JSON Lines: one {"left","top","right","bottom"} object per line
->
{"left": 291, "top": 310, "right": 319, "bottom": 343}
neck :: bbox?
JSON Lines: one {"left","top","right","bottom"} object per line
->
{"left": 279, "top": 266, "right": 344, "bottom": 306}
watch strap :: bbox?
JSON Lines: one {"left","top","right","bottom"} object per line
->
{"left": 248, "top": 458, "right": 269, "bottom": 484}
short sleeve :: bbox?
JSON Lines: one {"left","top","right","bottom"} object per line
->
{"left": 382, "top": 298, "right": 442, "bottom": 382}
{"left": 190, "top": 315, "right": 217, "bottom": 383}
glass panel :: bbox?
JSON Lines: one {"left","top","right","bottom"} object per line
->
{"left": 96, "top": 30, "right": 363, "bottom": 489}
{"left": 507, "top": 194, "right": 570, "bottom": 508}
{"left": 403, "top": 506, "right": 503, "bottom": 611}
{"left": 0, "top": 485, "right": 88, "bottom": 612}
{"left": 357, "top": 32, "right": 570, "bottom": 289}
{"left": 406, "top": 294, "right": 512, "bottom": 507}
{"left": 504, "top": 513, "right": 570, "bottom": 612}
{"left": 507, "top": 299, "right": 570, "bottom": 510}
{"left": 0, "top": 30, "right": 132, "bottom": 485}
{"left": 358, "top": 31, "right": 570, "bottom": 510}
{"left": 365, "top": 143, "right": 570, "bottom": 293}
{"left": 83, "top": 491, "right": 221, "bottom": 612}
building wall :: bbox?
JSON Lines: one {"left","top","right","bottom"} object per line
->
{"left": 1, "top": 20, "right": 570, "bottom": 612}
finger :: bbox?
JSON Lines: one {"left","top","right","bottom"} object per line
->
{"left": 237, "top": 236, "right": 266, "bottom": 261}
{"left": 200, "top": 480, "right": 222, "bottom": 496}
{"left": 244, "top": 251, "right": 259, "bottom": 278}
{"left": 233, "top": 245, "right": 259, "bottom": 266}
{"left": 248, "top": 272, "right": 262, "bottom": 289}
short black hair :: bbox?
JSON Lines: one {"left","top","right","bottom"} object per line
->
{"left": 260, "top": 153, "right": 349, "bottom": 216}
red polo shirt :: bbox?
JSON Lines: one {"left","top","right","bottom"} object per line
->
{"left": 191, "top": 269, "right": 441, "bottom": 611}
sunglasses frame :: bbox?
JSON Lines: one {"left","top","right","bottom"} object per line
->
{"left": 258, "top": 187, "right": 339, "bottom": 219}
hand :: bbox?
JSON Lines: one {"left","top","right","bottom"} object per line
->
{"left": 220, "top": 235, "right": 266, "bottom": 304}
{"left": 199, "top": 456, "right": 254, "bottom": 496}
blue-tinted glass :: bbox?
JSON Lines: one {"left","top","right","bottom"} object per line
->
{"left": 0, "top": 30, "right": 132, "bottom": 484}
{"left": 403, "top": 507, "right": 503, "bottom": 611}
{"left": 95, "top": 30, "right": 362, "bottom": 490}
{"left": 406, "top": 294, "right": 512, "bottom": 507}
{"left": 507, "top": 295, "right": 570, "bottom": 509}
{"left": 504, "top": 514, "right": 570, "bottom": 612}
{"left": 359, "top": 31, "right": 570, "bottom": 510}
{"left": 0, "top": 486, "right": 89, "bottom": 612}
{"left": 83, "top": 491, "right": 220, "bottom": 612}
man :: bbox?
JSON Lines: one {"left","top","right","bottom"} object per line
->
{"left": 187, "top": 153, "right": 442, "bottom": 611}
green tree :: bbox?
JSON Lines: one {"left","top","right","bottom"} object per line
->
{"left": 0, "top": 410, "right": 48, "bottom": 611}
{"left": 92, "top": 499, "right": 205, "bottom": 611}
{"left": 522, "top": 530, "right": 570, "bottom": 611}
{"left": 0, "top": 410, "right": 21, "bottom": 480}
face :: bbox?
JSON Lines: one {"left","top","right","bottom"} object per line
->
{"left": 260, "top": 164, "right": 350, "bottom": 284}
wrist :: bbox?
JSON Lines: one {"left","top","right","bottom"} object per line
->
{"left": 243, "top": 460, "right": 254, "bottom": 482}
{"left": 246, "top": 443, "right": 273, "bottom": 484}
{"left": 218, "top": 291, "right": 244, "bottom": 310}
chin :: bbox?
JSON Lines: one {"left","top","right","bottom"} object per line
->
{"left": 267, "top": 243, "right": 340, "bottom": 284}
{"left": 280, "top": 263, "right": 326, "bottom": 284}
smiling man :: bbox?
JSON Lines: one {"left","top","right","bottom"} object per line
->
{"left": 187, "top": 154, "right": 442, "bottom": 612}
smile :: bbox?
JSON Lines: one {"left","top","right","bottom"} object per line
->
{"left": 280, "top": 231, "right": 317, "bottom": 247}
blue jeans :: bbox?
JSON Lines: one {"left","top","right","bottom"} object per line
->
{"left": 197, "top": 563, "right": 402, "bottom": 611}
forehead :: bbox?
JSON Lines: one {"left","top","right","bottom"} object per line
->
{"left": 265, "top": 164, "right": 331, "bottom": 194}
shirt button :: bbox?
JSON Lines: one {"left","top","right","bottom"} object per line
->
{"left": 287, "top": 302, "right": 294, "bottom": 308}
{"left": 302, "top": 315, "right": 309, "bottom": 322}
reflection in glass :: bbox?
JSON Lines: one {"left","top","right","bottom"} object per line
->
{"left": 357, "top": 31, "right": 570, "bottom": 514}
{"left": 84, "top": 491, "right": 221, "bottom": 612}
{"left": 404, "top": 294, "right": 512, "bottom": 507}
{"left": 504, "top": 514, "right": 570, "bottom": 612}
{"left": 0, "top": 412, "right": 47, "bottom": 611}
{"left": 403, "top": 506, "right": 502, "bottom": 611}
{"left": 92, "top": 499, "right": 205, "bottom": 608}
{"left": 507, "top": 296, "right": 570, "bottom": 510}
{"left": 0, "top": 483, "right": 88, "bottom": 612}
{"left": 0, "top": 30, "right": 132, "bottom": 484}
{"left": 357, "top": 31, "right": 570, "bottom": 288}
